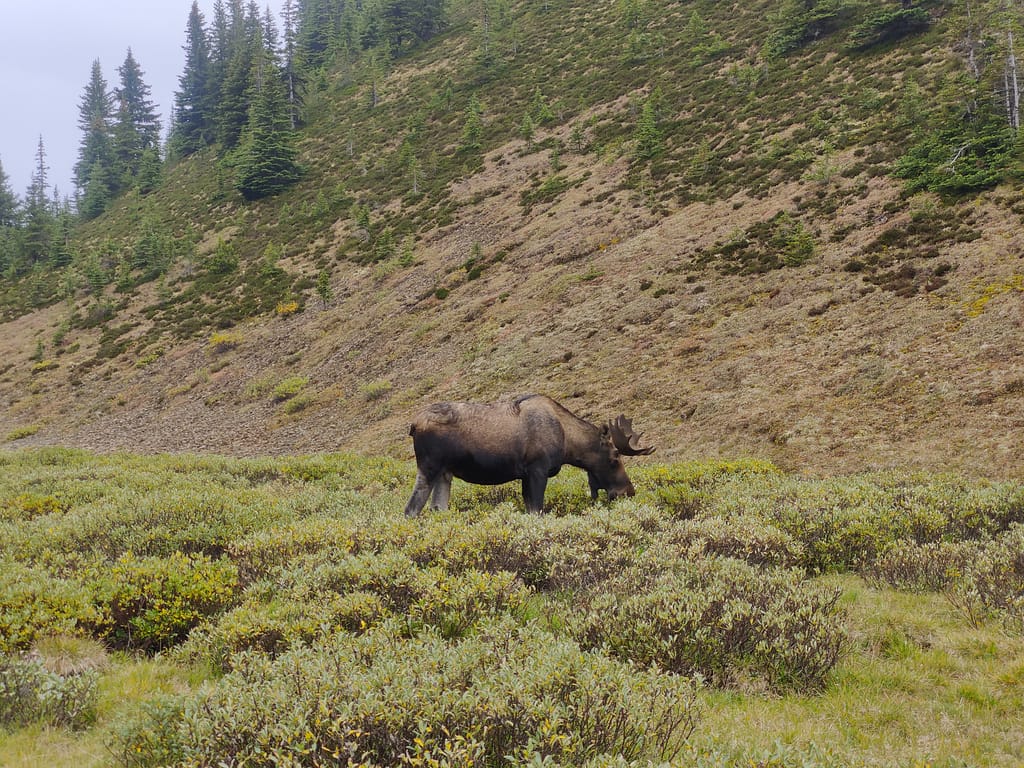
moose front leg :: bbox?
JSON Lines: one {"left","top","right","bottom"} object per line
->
{"left": 404, "top": 470, "right": 434, "bottom": 517}
{"left": 521, "top": 469, "right": 548, "bottom": 514}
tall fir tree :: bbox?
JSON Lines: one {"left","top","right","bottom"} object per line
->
{"left": 173, "top": 1, "right": 213, "bottom": 156}
{"left": 74, "top": 59, "right": 115, "bottom": 194}
{"left": 217, "top": 1, "right": 261, "bottom": 149}
{"left": 23, "top": 137, "right": 53, "bottom": 265}
{"left": 234, "top": 24, "right": 302, "bottom": 200}
{"left": 0, "top": 156, "right": 19, "bottom": 228}
{"left": 113, "top": 48, "right": 161, "bottom": 187}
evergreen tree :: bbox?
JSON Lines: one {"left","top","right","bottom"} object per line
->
{"left": 296, "top": 0, "right": 336, "bottom": 70}
{"left": 113, "top": 48, "right": 161, "bottom": 187}
{"left": 0, "top": 156, "right": 19, "bottom": 228}
{"left": 136, "top": 147, "right": 163, "bottom": 194}
{"left": 74, "top": 59, "right": 115, "bottom": 194}
{"left": 234, "top": 26, "right": 302, "bottom": 200}
{"left": 633, "top": 95, "right": 663, "bottom": 160}
{"left": 382, "top": 0, "right": 446, "bottom": 51}
{"left": 218, "top": 2, "right": 261, "bottom": 149}
{"left": 23, "top": 137, "right": 54, "bottom": 264}
{"left": 461, "top": 93, "right": 484, "bottom": 150}
{"left": 173, "top": 1, "right": 213, "bottom": 155}
{"left": 80, "top": 158, "right": 117, "bottom": 220}
{"left": 116, "top": 49, "right": 161, "bottom": 150}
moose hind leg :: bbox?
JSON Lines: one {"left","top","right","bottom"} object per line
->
{"left": 404, "top": 470, "right": 434, "bottom": 517}
{"left": 430, "top": 471, "right": 453, "bottom": 510}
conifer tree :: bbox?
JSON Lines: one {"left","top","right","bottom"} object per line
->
{"left": 80, "top": 158, "right": 117, "bottom": 220}
{"left": 173, "top": 1, "right": 214, "bottom": 156}
{"left": 0, "top": 156, "right": 18, "bottom": 228}
{"left": 74, "top": 60, "right": 115, "bottom": 194}
{"left": 234, "top": 24, "right": 302, "bottom": 199}
{"left": 218, "top": 2, "right": 261, "bottom": 149}
{"left": 462, "top": 93, "right": 484, "bottom": 150}
{"left": 114, "top": 48, "right": 161, "bottom": 187}
{"left": 23, "top": 137, "right": 54, "bottom": 264}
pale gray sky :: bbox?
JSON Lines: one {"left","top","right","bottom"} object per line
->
{"left": 0, "top": 1, "right": 282, "bottom": 202}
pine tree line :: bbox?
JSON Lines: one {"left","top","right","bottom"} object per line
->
{"left": 169, "top": 0, "right": 449, "bottom": 199}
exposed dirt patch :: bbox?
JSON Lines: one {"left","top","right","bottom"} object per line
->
{"left": 3, "top": 132, "right": 1023, "bottom": 479}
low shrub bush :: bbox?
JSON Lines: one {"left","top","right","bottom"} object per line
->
{"left": 228, "top": 517, "right": 357, "bottom": 584}
{"left": 865, "top": 525, "right": 1024, "bottom": 632}
{"left": 570, "top": 557, "right": 847, "bottom": 691}
{"left": 863, "top": 539, "right": 971, "bottom": 593}
{"left": 115, "top": 618, "right": 700, "bottom": 767}
{"left": 947, "top": 525, "right": 1024, "bottom": 632}
{"left": 88, "top": 552, "right": 239, "bottom": 651}
{"left": 176, "top": 590, "right": 388, "bottom": 672}
{"left": 0, "top": 653, "right": 98, "bottom": 730}
{"left": 666, "top": 515, "right": 805, "bottom": 568}
{"left": 0, "top": 560, "right": 102, "bottom": 652}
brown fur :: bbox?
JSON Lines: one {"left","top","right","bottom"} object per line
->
{"left": 404, "top": 394, "right": 652, "bottom": 515}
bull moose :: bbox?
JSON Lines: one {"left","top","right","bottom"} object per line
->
{"left": 404, "top": 393, "right": 655, "bottom": 516}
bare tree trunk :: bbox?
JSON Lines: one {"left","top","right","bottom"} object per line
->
{"left": 965, "top": 0, "right": 982, "bottom": 79}
{"left": 1008, "top": 30, "right": 1021, "bottom": 130}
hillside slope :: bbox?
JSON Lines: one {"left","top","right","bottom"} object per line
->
{"left": 2, "top": 0, "right": 1023, "bottom": 476}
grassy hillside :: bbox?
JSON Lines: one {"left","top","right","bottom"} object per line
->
{"left": 1, "top": 0, "right": 1023, "bottom": 474}
{"left": 1, "top": 449, "right": 1023, "bottom": 766}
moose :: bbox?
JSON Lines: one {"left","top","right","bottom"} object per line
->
{"left": 403, "top": 393, "right": 655, "bottom": 516}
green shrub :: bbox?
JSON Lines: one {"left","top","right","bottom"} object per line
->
{"left": 115, "top": 619, "right": 700, "bottom": 767}
{"left": 947, "top": 525, "right": 1024, "bottom": 632}
{"left": 666, "top": 515, "right": 805, "bottom": 569}
{"left": 863, "top": 539, "right": 971, "bottom": 593}
{"left": 176, "top": 591, "right": 388, "bottom": 672}
{"left": 0, "top": 653, "right": 98, "bottom": 730}
{"left": 0, "top": 560, "right": 102, "bottom": 653}
{"left": 4, "top": 424, "right": 41, "bottom": 441}
{"left": 271, "top": 550, "right": 528, "bottom": 639}
{"left": 1, "top": 492, "right": 65, "bottom": 521}
{"left": 110, "top": 694, "right": 187, "bottom": 768}
{"left": 399, "top": 506, "right": 547, "bottom": 577}
{"left": 408, "top": 569, "right": 529, "bottom": 639}
{"left": 514, "top": 507, "right": 655, "bottom": 590}
{"left": 89, "top": 552, "right": 239, "bottom": 651}
{"left": 271, "top": 375, "right": 309, "bottom": 402}
{"left": 228, "top": 517, "right": 357, "bottom": 584}
{"left": 713, "top": 472, "right": 1024, "bottom": 573}
{"left": 570, "top": 557, "right": 847, "bottom": 691}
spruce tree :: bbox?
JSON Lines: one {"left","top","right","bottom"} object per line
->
{"left": 173, "top": 1, "right": 213, "bottom": 156}
{"left": 218, "top": 2, "right": 261, "bottom": 149}
{"left": 462, "top": 93, "right": 484, "bottom": 150}
{"left": 23, "top": 137, "right": 53, "bottom": 264}
{"left": 114, "top": 48, "right": 161, "bottom": 186}
{"left": 234, "top": 25, "right": 302, "bottom": 200}
{"left": 74, "top": 60, "right": 115, "bottom": 194}
{"left": 0, "top": 156, "right": 19, "bottom": 228}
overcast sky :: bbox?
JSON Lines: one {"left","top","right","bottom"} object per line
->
{"left": 0, "top": 1, "right": 282, "bottom": 202}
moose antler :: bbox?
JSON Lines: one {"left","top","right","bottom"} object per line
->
{"left": 608, "top": 415, "right": 655, "bottom": 455}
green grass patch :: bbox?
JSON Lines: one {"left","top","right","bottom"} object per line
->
{"left": 0, "top": 451, "right": 1022, "bottom": 766}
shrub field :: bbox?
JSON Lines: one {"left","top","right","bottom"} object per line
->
{"left": 1, "top": 449, "right": 1022, "bottom": 766}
